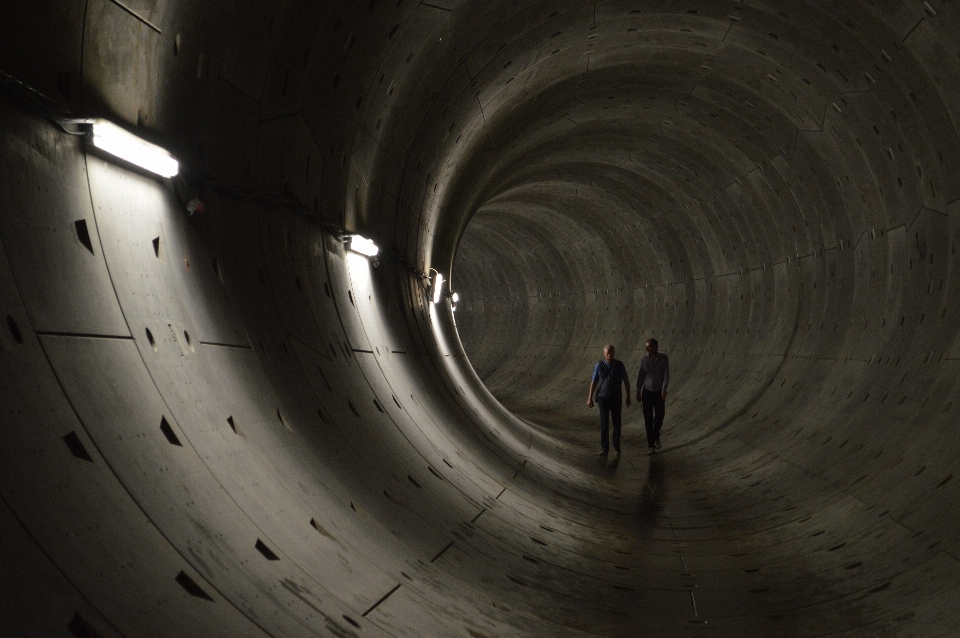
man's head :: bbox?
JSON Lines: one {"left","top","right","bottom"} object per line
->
{"left": 603, "top": 345, "right": 615, "bottom": 363}
{"left": 645, "top": 338, "right": 659, "bottom": 357}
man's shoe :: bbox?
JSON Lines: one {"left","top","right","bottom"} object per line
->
{"left": 614, "top": 448, "right": 621, "bottom": 456}
{"left": 598, "top": 449, "right": 609, "bottom": 456}
{"left": 655, "top": 438, "right": 661, "bottom": 449}
{"left": 647, "top": 447, "right": 656, "bottom": 455}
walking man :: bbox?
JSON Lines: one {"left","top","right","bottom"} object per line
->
{"left": 636, "top": 338, "right": 669, "bottom": 455}
{"left": 587, "top": 345, "right": 631, "bottom": 456}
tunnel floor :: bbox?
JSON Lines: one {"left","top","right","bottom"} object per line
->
{"left": 499, "top": 402, "right": 930, "bottom": 637}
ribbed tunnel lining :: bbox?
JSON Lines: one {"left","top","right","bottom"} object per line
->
{"left": 0, "top": 1, "right": 959, "bottom": 636}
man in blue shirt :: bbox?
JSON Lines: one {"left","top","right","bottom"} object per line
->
{"left": 636, "top": 338, "right": 669, "bottom": 455}
{"left": 587, "top": 344, "right": 631, "bottom": 456}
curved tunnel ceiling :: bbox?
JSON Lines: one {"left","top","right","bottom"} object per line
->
{"left": 1, "top": 1, "right": 960, "bottom": 636}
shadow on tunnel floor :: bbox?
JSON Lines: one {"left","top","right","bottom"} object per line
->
{"left": 498, "top": 409, "right": 892, "bottom": 637}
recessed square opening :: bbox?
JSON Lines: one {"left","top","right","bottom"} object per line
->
{"left": 63, "top": 431, "right": 94, "bottom": 462}
{"left": 160, "top": 416, "right": 182, "bottom": 446}
{"left": 152, "top": 236, "right": 165, "bottom": 263}
{"left": 310, "top": 517, "right": 336, "bottom": 540}
{"left": 7, "top": 315, "right": 23, "bottom": 344}
{"left": 175, "top": 570, "right": 213, "bottom": 601}
{"left": 74, "top": 220, "right": 94, "bottom": 254}
{"left": 255, "top": 538, "right": 280, "bottom": 560}
{"left": 348, "top": 400, "right": 360, "bottom": 418}
{"left": 67, "top": 611, "right": 102, "bottom": 637}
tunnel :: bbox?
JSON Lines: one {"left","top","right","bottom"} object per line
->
{"left": 1, "top": 1, "right": 959, "bottom": 636}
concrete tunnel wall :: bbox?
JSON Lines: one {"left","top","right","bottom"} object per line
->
{"left": 0, "top": 1, "right": 959, "bottom": 637}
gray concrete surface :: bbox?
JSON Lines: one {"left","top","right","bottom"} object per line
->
{"left": 1, "top": 1, "right": 959, "bottom": 636}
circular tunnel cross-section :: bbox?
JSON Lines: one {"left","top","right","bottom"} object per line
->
{"left": 1, "top": 1, "right": 960, "bottom": 637}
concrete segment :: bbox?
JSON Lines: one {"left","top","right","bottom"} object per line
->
{"left": 1, "top": 1, "right": 960, "bottom": 636}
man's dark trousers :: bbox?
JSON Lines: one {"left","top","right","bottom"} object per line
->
{"left": 597, "top": 396, "right": 621, "bottom": 453}
{"left": 641, "top": 388, "right": 665, "bottom": 447}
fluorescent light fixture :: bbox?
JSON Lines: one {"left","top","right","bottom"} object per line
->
{"left": 431, "top": 272, "right": 444, "bottom": 304}
{"left": 345, "top": 234, "right": 379, "bottom": 257}
{"left": 90, "top": 119, "right": 179, "bottom": 177}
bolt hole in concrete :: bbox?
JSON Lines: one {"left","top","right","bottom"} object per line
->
{"left": 144, "top": 327, "right": 157, "bottom": 351}
{"left": 159, "top": 416, "right": 181, "bottom": 446}
{"left": 62, "top": 431, "right": 93, "bottom": 462}
{"left": 211, "top": 256, "right": 223, "bottom": 282}
{"left": 67, "top": 613, "right": 102, "bottom": 637}
{"left": 74, "top": 219, "right": 94, "bottom": 254}
{"left": 254, "top": 539, "right": 280, "bottom": 561}
{"left": 175, "top": 571, "right": 212, "bottom": 601}
{"left": 152, "top": 236, "right": 165, "bottom": 262}
{"left": 348, "top": 399, "right": 360, "bottom": 417}
{"left": 6, "top": 315, "right": 23, "bottom": 344}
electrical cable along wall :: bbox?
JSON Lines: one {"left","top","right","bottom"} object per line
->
{"left": 1, "top": 1, "right": 960, "bottom": 637}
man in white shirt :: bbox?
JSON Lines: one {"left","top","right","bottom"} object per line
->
{"left": 635, "top": 338, "right": 669, "bottom": 455}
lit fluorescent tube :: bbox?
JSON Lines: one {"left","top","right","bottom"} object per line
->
{"left": 346, "top": 235, "right": 380, "bottom": 257}
{"left": 431, "top": 272, "right": 444, "bottom": 304}
{"left": 90, "top": 119, "right": 179, "bottom": 177}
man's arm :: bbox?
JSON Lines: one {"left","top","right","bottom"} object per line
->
{"left": 620, "top": 362, "right": 631, "bottom": 406}
{"left": 662, "top": 356, "right": 669, "bottom": 399}
{"left": 636, "top": 362, "right": 645, "bottom": 402}
{"left": 587, "top": 363, "right": 599, "bottom": 407}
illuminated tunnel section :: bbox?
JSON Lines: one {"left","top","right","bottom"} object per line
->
{"left": 1, "top": 1, "right": 960, "bottom": 637}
